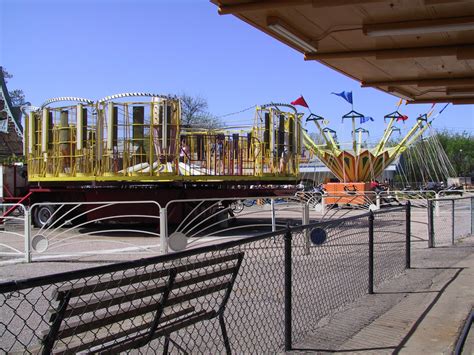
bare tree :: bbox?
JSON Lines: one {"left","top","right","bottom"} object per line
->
{"left": 1, "top": 67, "right": 26, "bottom": 107}
{"left": 179, "top": 93, "right": 221, "bottom": 129}
{"left": 309, "top": 131, "right": 326, "bottom": 145}
{"left": 8, "top": 89, "right": 26, "bottom": 107}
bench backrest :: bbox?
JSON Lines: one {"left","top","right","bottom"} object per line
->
{"left": 42, "top": 251, "right": 244, "bottom": 354}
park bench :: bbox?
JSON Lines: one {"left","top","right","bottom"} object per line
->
{"left": 40, "top": 252, "right": 244, "bottom": 354}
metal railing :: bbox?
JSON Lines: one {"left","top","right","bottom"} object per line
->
{"left": 0, "top": 206, "right": 409, "bottom": 353}
{"left": 1, "top": 191, "right": 472, "bottom": 263}
{"left": 0, "top": 203, "right": 27, "bottom": 263}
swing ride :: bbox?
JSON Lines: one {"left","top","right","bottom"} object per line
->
{"left": 299, "top": 97, "right": 454, "bottom": 197}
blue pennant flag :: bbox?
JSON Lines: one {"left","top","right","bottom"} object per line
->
{"left": 360, "top": 116, "right": 374, "bottom": 124}
{"left": 331, "top": 91, "right": 353, "bottom": 105}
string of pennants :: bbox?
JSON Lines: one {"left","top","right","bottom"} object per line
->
{"left": 291, "top": 92, "right": 450, "bottom": 125}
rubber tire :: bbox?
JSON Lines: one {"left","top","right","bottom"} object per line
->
{"left": 33, "top": 205, "right": 56, "bottom": 228}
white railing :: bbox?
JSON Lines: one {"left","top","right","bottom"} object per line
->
{"left": 165, "top": 194, "right": 304, "bottom": 252}
{"left": 27, "top": 200, "right": 162, "bottom": 262}
{"left": 0, "top": 203, "right": 27, "bottom": 263}
{"left": 1, "top": 190, "right": 471, "bottom": 263}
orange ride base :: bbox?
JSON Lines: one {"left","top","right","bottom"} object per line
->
{"left": 323, "top": 182, "right": 374, "bottom": 205}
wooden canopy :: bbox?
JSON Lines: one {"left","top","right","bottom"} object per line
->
{"left": 212, "top": 0, "right": 474, "bottom": 105}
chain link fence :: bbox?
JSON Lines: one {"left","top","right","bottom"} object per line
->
{"left": 291, "top": 215, "right": 371, "bottom": 345}
{"left": 428, "top": 196, "right": 473, "bottom": 247}
{"left": 373, "top": 207, "right": 408, "bottom": 285}
{"left": 433, "top": 199, "right": 454, "bottom": 247}
{"left": 454, "top": 197, "right": 472, "bottom": 240}
{"left": 0, "top": 205, "right": 423, "bottom": 353}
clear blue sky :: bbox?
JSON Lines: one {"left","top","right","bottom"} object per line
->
{"left": 1, "top": 0, "right": 473, "bottom": 142}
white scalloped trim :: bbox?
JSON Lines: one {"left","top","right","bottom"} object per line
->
{"left": 41, "top": 97, "right": 94, "bottom": 108}
{"left": 97, "top": 92, "right": 176, "bottom": 104}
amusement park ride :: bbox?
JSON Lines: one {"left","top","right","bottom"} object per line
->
{"left": 301, "top": 101, "right": 446, "bottom": 203}
{"left": 0, "top": 67, "right": 451, "bottom": 227}
{"left": 14, "top": 91, "right": 306, "bottom": 226}
{"left": 25, "top": 95, "right": 302, "bottom": 183}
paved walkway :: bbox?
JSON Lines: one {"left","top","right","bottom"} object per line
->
{"left": 291, "top": 237, "right": 474, "bottom": 354}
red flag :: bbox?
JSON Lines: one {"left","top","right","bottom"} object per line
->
{"left": 397, "top": 115, "right": 408, "bottom": 122}
{"left": 291, "top": 96, "right": 309, "bottom": 108}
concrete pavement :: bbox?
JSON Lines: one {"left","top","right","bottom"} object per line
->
{"left": 291, "top": 237, "right": 474, "bottom": 354}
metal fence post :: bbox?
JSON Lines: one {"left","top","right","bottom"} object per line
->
{"left": 435, "top": 193, "right": 440, "bottom": 217}
{"left": 451, "top": 199, "right": 455, "bottom": 245}
{"left": 159, "top": 207, "right": 169, "bottom": 254}
{"left": 284, "top": 227, "right": 292, "bottom": 351}
{"left": 405, "top": 201, "right": 411, "bottom": 269}
{"left": 321, "top": 195, "right": 326, "bottom": 216}
{"left": 302, "top": 203, "right": 310, "bottom": 255}
{"left": 471, "top": 197, "right": 473, "bottom": 235}
{"left": 428, "top": 199, "right": 434, "bottom": 248}
{"left": 24, "top": 207, "right": 31, "bottom": 263}
{"left": 368, "top": 211, "right": 374, "bottom": 295}
{"left": 271, "top": 199, "right": 276, "bottom": 232}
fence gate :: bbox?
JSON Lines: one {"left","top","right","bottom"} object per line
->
{"left": 0, "top": 203, "right": 27, "bottom": 264}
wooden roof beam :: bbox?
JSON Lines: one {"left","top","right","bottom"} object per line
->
{"left": 424, "top": 0, "right": 472, "bottom": 5}
{"left": 218, "top": 0, "right": 310, "bottom": 15}
{"left": 217, "top": 0, "right": 470, "bottom": 15}
{"left": 387, "top": 87, "right": 414, "bottom": 101}
{"left": 451, "top": 99, "right": 474, "bottom": 105}
{"left": 408, "top": 97, "right": 474, "bottom": 105}
{"left": 457, "top": 46, "right": 474, "bottom": 60}
{"left": 217, "top": 0, "right": 388, "bottom": 15}
{"left": 311, "top": 0, "right": 385, "bottom": 7}
{"left": 305, "top": 44, "right": 474, "bottom": 60}
{"left": 312, "top": 0, "right": 467, "bottom": 6}
{"left": 446, "top": 87, "right": 474, "bottom": 96}
{"left": 361, "top": 77, "right": 474, "bottom": 88}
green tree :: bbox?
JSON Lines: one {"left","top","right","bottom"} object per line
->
{"left": 437, "top": 130, "right": 473, "bottom": 177}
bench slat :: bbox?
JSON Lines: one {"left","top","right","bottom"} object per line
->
{"left": 57, "top": 282, "right": 230, "bottom": 339}
{"left": 54, "top": 252, "right": 241, "bottom": 299}
{"left": 52, "top": 283, "right": 167, "bottom": 322}
{"left": 173, "top": 265, "right": 238, "bottom": 290}
{"left": 166, "top": 280, "right": 231, "bottom": 307}
{"left": 94, "top": 310, "right": 216, "bottom": 354}
{"left": 53, "top": 296, "right": 162, "bottom": 340}
{"left": 60, "top": 264, "right": 238, "bottom": 321}
{"left": 52, "top": 306, "right": 196, "bottom": 355}
{"left": 54, "top": 280, "right": 231, "bottom": 341}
